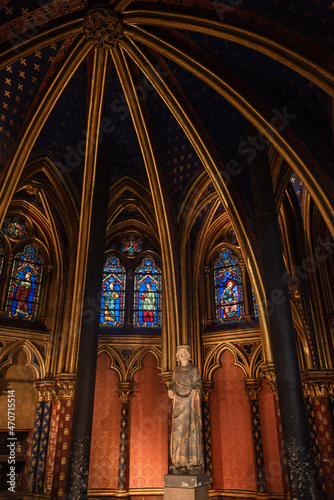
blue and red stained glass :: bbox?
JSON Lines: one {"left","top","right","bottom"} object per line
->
{"left": 100, "top": 255, "right": 126, "bottom": 327}
{"left": 214, "top": 249, "right": 244, "bottom": 325}
{"left": 134, "top": 257, "right": 161, "bottom": 328}
{"left": 5, "top": 245, "right": 43, "bottom": 321}
{"left": 121, "top": 236, "right": 142, "bottom": 257}
{"left": 2, "top": 217, "right": 27, "bottom": 239}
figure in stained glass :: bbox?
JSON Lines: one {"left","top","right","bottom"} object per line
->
{"left": 100, "top": 255, "right": 126, "bottom": 327}
{"left": 121, "top": 236, "right": 142, "bottom": 257}
{"left": 221, "top": 279, "right": 238, "bottom": 321}
{"left": 5, "top": 245, "right": 43, "bottom": 321}
{"left": 140, "top": 280, "right": 156, "bottom": 326}
{"left": 214, "top": 249, "right": 244, "bottom": 325}
{"left": 134, "top": 257, "right": 161, "bottom": 328}
{"left": 102, "top": 280, "right": 120, "bottom": 325}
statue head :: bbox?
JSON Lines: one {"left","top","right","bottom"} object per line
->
{"left": 176, "top": 344, "right": 191, "bottom": 364}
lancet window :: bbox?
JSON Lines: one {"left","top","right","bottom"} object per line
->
{"left": 214, "top": 249, "right": 244, "bottom": 324}
{"left": 5, "top": 244, "right": 44, "bottom": 321}
{"left": 100, "top": 255, "right": 126, "bottom": 328}
{"left": 133, "top": 257, "right": 162, "bottom": 328}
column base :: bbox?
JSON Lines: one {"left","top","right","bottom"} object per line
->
{"left": 164, "top": 474, "right": 209, "bottom": 500}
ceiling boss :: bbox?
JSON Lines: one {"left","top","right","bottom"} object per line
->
{"left": 83, "top": 7, "right": 123, "bottom": 49}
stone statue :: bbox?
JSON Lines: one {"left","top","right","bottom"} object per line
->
{"left": 168, "top": 345, "right": 203, "bottom": 474}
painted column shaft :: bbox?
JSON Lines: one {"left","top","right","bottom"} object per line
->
{"left": 27, "top": 400, "right": 44, "bottom": 493}
{"left": 35, "top": 400, "right": 52, "bottom": 492}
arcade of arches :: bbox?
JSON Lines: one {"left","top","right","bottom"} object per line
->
{"left": 0, "top": 1, "right": 333, "bottom": 499}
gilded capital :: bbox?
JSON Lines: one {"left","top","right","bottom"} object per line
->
{"left": 83, "top": 8, "right": 123, "bottom": 49}
{"left": 245, "top": 380, "right": 262, "bottom": 400}
{"left": 202, "top": 381, "right": 214, "bottom": 402}
{"left": 260, "top": 369, "right": 277, "bottom": 394}
{"left": 160, "top": 373, "right": 172, "bottom": 391}
{"left": 57, "top": 378, "right": 76, "bottom": 400}
{"left": 34, "top": 381, "right": 59, "bottom": 402}
{"left": 328, "top": 381, "right": 334, "bottom": 396}
{"left": 117, "top": 382, "right": 134, "bottom": 403}
{"left": 303, "top": 380, "right": 328, "bottom": 398}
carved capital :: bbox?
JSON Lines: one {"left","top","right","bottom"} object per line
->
{"left": 56, "top": 378, "right": 76, "bottom": 400}
{"left": 303, "top": 380, "right": 328, "bottom": 398}
{"left": 160, "top": 373, "right": 172, "bottom": 391}
{"left": 83, "top": 8, "right": 123, "bottom": 49}
{"left": 260, "top": 369, "right": 277, "bottom": 394}
{"left": 328, "top": 381, "right": 334, "bottom": 396}
{"left": 245, "top": 379, "right": 262, "bottom": 400}
{"left": 202, "top": 381, "right": 214, "bottom": 402}
{"left": 204, "top": 266, "right": 211, "bottom": 276}
{"left": 117, "top": 382, "right": 134, "bottom": 403}
{"left": 34, "top": 380, "right": 59, "bottom": 402}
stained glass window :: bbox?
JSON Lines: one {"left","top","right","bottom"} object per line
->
{"left": 214, "top": 249, "right": 244, "bottom": 325}
{"left": 0, "top": 245, "right": 4, "bottom": 276}
{"left": 5, "top": 245, "right": 43, "bottom": 321}
{"left": 2, "top": 217, "right": 27, "bottom": 239}
{"left": 121, "top": 236, "right": 142, "bottom": 257}
{"left": 100, "top": 255, "right": 126, "bottom": 327}
{"left": 134, "top": 257, "right": 162, "bottom": 328}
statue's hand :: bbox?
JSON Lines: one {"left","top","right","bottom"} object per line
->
{"left": 168, "top": 389, "right": 174, "bottom": 399}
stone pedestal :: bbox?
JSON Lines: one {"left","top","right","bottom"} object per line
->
{"left": 164, "top": 473, "right": 209, "bottom": 500}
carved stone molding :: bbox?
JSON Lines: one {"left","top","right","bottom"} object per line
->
{"left": 83, "top": 8, "right": 123, "bottom": 49}
{"left": 117, "top": 382, "right": 134, "bottom": 403}
{"left": 25, "top": 184, "right": 39, "bottom": 196}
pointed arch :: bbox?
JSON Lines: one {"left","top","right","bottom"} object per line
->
{"left": 0, "top": 340, "right": 45, "bottom": 379}
{"left": 203, "top": 342, "right": 250, "bottom": 381}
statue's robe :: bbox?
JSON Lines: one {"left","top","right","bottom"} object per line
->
{"left": 170, "top": 363, "right": 203, "bottom": 468}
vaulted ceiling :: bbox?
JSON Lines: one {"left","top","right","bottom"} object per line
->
{"left": 0, "top": 0, "right": 333, "bottom": 260}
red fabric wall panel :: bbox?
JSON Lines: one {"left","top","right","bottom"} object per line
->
{"left": 129, "top": 353, "right": 168, "bottom": 488}
{"left": 258, "top": 380, "right": 283, "bottom": 493}
{"left": 210, "top": 350, "right": 256, "bottom": 491}
{"left": 88, "top": 353, "right": 121, "bottom": 489}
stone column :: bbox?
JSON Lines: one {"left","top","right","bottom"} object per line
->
{"left": 161, "top": 374, "right": 173, "bottom": 471}
{"left": 116, "top": 382, "right": 134, "bottom": 495}
{"left": 246, "top": 120, "right": 317, "bottom": 499}
{"left": 27, "top": 386, "right": 44, "bottom": 493}
{"left": 303, "top": 377, "right": 334, "bottom": 499}
{"left": 51, "top": 378, "right": 75, "bottom": 500}
{"left": 66, "top": 45, "right": 111, "bottom": 499}
{"left": 245, "top": 379, "right": 266, "bottom": 494}
{"left": 302, "top": 382, "right": 325, "bottom": 497}
{"left": 204, "top": 266, "right": 213, "bottom": 326}
{"left": 202, "top": 381, "right": 214, "bottom": 488}
{"left": 0, "top": 253, "right": 12, "bottom": 317}
{"left": 261, "top": 369, "right": 290, "bottom": 500}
